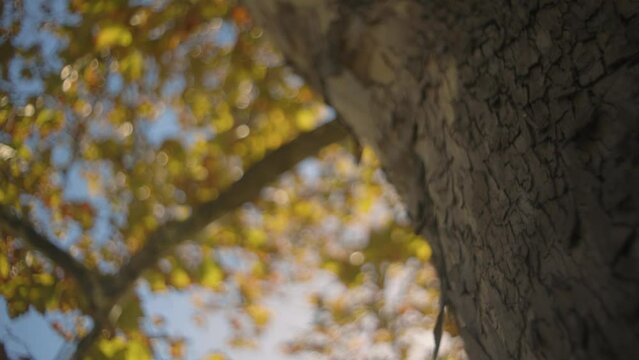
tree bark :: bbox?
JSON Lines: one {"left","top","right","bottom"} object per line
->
{"left": 244, "top": 1, "right": 639, "bottom": 359}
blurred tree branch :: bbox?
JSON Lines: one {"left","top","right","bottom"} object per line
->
{"left": 0, "top": 205, "right": 103, "bottom": 308}
{"left": 1, "top": 120, "right": 350, "bottom": 360}
{"left": 68, "top": 119, "right": 347, "bottom": 359}
{"left": 107, "top": 119, "right": 350, "bottom": 297}
{"left": 2, "top": 119, "right": 350, "bottom": 359}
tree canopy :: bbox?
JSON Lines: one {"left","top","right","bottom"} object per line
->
{"left": 0, "top": 1, "right": 465, "bottom": 359}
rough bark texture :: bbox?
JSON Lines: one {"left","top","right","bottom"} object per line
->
{"left": 244, "top": 1, "right": 639, "bottom": 359}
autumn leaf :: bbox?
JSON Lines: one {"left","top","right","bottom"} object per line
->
{"left": 96, "top": 25, "right": 133, "bottom": 50}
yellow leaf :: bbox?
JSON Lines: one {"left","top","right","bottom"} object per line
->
{"left": 97, "top": 337, "right": 126, "bottom": 357}
{"left": 122, "top": 50, "right": 144, "bottom": 80}
{"left": 191, "top": 92, "right": 211, "bottom": 119}
{"left": 170, "top": 268, "right": 191, "bottom": 289}
{"left": 0, "top": 255, "right": 9, "bottom": 278}
{"left": 96, "top": 25, "right": 133, "bottom": 50}
{"left": 35, "top": 109, "right": 55, "bottom": 125}
{"left": 17, "top": 146, "right": 31, "bottom": 161}
{"left": 246, "top": 304, "right": 270, "bottom": 328}
{"left": 146, "top": 272, "right": 167, "bottom": 292}
{"left": 246, "top": 229, "right": 266, "bottom": 248}
{"left": 238, "top": 276, "right": 261, "bottom": 300}
{"left": 251, "top": 261, "right": 266, "bottom": 277}
{"left": 295, "top": 108, "right": 316, "bottom": 131}
{"left": 322, "top": 261, "right": 340, "bottom": 275}
{"left": 125, "top": 339, "right": 151, "bottom": 360}
{"left": 34, "top": 273, "right": 54, "bottom": 286}
{"left": 412, "top": 240, "right": 432, "bottom": 261}
{"left": 213, "top": 103, "right": 234, "bottom": 132}
{"left": 201, "top": 262, "right": 223, "bottom": 290}
{"left": 204, "top": 353, "right": 226, "bottom": 360}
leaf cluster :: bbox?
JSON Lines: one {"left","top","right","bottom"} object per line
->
{"left": 0, "top": 1, "right": 465, "bottom": 359}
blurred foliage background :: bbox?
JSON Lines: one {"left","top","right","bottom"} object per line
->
{"left": 0, "top": 0, "right": 465, "bottom": 359}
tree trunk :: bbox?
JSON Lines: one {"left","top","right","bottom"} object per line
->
{"left": 244, "top": 1, "right": 639, "bottom": 359}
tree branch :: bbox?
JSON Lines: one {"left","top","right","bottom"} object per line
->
{"left": 69, "top": 318, "right": 103, "bottom": 360}
{"left": 107, "top": 119, "right": 350, "bottom": 297}
{"left": 0, "top": 205, "right": 99, "bottom": 299}
{"left": 53, "top": 120, "right": 349, "bottom": 360}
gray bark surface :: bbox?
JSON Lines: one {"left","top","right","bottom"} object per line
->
{"left": 245, "top": 1, "right": 639, "bottom": 359}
